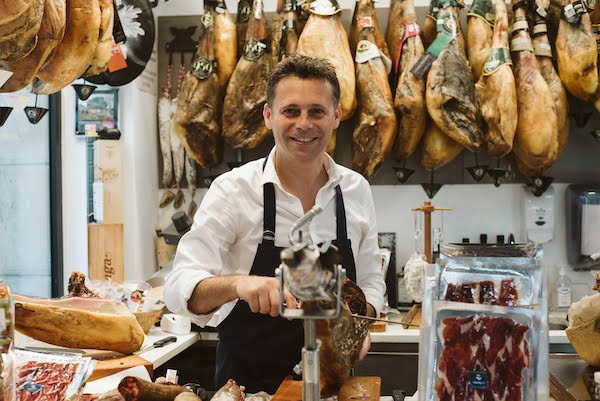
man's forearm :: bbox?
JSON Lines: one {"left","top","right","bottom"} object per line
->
{"left": 187, "top": 275, "right": 242, "bottom": 315}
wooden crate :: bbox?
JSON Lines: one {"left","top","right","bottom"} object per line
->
{"left": 93, "top": 139, "right": 123, "bottom": 224}
{"left": 88, "top": 223, "right": 124, "bottom": 283}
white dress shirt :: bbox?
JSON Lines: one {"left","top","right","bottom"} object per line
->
{"left": 164, "top": 147, "right": 386, "bottom": 327}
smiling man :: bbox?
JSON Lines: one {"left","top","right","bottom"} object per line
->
{"left": 164, "top": 54, "right": 385, "bottom": 395}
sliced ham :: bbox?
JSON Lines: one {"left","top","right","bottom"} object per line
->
{"left": 85, "top": 0, "right": 114, "bottom": 77}
{"left": 33, "top": 0, "right": 101, "bottom": 94}
{"left": 212, "top": 0, "right": 237, "bottom": 92}
{"left": 174, "top": 11, "right": 223, "bottom": 168}
{"left": 555, "top": 0, "right": 598, "bottom": 101}
{"left": 390, "top": 0, "right": 427, "bottom": 160}
{"left": 474, "top": 0, "right": 517, "bottom": 158}
{"left": 420, "top": 119, "right": 464, "bottom": 170}
{"left": 0, "top": 0, "right": 65, "bottom": 93}
{"left": 425, "top": 5, "right": 483, "bottom": 152}
{"left": 222, "top": 0, "right": 273, "bottom": 149}
{"left": 297, "top": 0, "right": 356, "bottom": 121}
{"left": 351, "top": 1, "right": 397, "bottom": 180}
{"left": 466, "top": 0, "right": 494, "bottom": 80}
{"left": 510, "top": 0, "right": 558, "bottom": 174}
{"left": 0, "top": 0, "right": 45, "bottom": 62}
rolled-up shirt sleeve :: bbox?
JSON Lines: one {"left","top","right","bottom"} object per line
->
{"left": 164, "top": 178, "right": 238, "bottom": 327}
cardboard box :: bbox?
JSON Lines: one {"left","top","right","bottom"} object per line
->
{"left": 88, "top": 223, "right": 124, "bottom": 283}
{"left": 93, "top": 140, "right": 122, "bottom": 224}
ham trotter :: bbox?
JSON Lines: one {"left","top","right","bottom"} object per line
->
{"left": 435, "top": 315, "right": 531, "bottom": 401}
{"left": 174, "top": 10, "right": 223, "bottom": 168}
{"left": 352, "top": 0, "right": 397, "bottom": 180}
{"left": 475, "top": 0, "right": 517, "bottom": 158}
{"left": 222, "top": 0, "right": 273, "bottom": 149}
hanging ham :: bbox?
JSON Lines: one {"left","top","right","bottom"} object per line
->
{"left": 555, "top": 0, "right": 598, "bottom": 101}
{"left": 532, "top": 0, "right": 569, "bottom": 166}
{"left": 420, "top": 119, "right": 464, "bottom": 170}
{"left": 466, "top": 0, "right": 494, "bottom": 80}
{"left": 349, "top": 0, "right": 390, "bottom": 60}
{"left": 0, "top": 0, "right": 65, "bottom": 93}
{"left": 425, "top": 5, "right": 483, "bottom": 152}
{"left": 222, "top": 0, "right": 273, "bottom": 149}
{"left": 33, "top": 0, "right": 101, "bottom": 94}
{"left": 351, "top": 0, "right": 397, "bottom": 180}
{"left": 210, "top": 0, "right": 237, "bottom": 92}
{"left": 474, "top": 0, "right": 517, "bottom": 158}
{"left": 389, "top": 0, "right": 427, "bottom": 160}
{"left": 297, "top": 0, "right": 356, "bottom": 121}
{"left": 0, "top": 0, "right": 45, "bottom": 62}
{"left": 236, "top": 0, "right": 252, "bottom": 59}
{"left": 85, "top": 0, "right": 114, "bottom": 77}
{"left": 174, "top": 10, "right": 223, "bottom": 168}
{"left": 510, "top": 0, "right": 558, "bottom": 174}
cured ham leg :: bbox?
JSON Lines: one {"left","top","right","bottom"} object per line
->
{"left": 0, "top": 0, "right": 44, "bottom": 62}
{"left": 475, "top": 0, "right": 517, "bottom": 157}
{"left": 0, "top": 0, "right": 65, "bottom": 92}
{"left": 421, "top": 119, "right": 464, "bottom": 170}
{"left": 510, "top": 0, "right": 558, "bottom": 173}
{"left": 211, "top": 0, "right": 237, "bottom": 91}
{"left": 532, "top": 0, "right": 569, "bottom": 166}
{"left": 297, "top": 0, "right": 356, "bottom": 121}
{"left": 85, "top": 0, "right": 114, "bottom": 77}
{"left": 389, "top": 0, "right": 427, "bottom": 160}
{"left": 555, "top": 0, "right": 598, "bottom": 101}
{"left": 352, "top": 1, "right": 397, "bottom": 180}
{"left": 174, "top": 11, "right": 223, "bottom": 168}
{"left": 222, "top": 0, "right": 272, "bottom": 149}
{"left": 349, "top": 0, "right": 391, "bottom": 60}
{"left": 425, "top": 5, "right": 483, "bottom": 152}
{"left": 466, "top": 0, "right": 494, "bottom": 80}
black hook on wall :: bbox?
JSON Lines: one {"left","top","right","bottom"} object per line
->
{"left": 166, "top": 26, "right": 199, "bottom": 54}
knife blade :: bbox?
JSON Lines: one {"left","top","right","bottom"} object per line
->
{"left": 134, "top": 336, "right": 177, "bottom": 355}
{"left": 351, "top": 314, "right": 421, "bottom": 328}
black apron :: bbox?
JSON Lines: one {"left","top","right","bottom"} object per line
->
{"left": 215, "top": 175, "right": 357, "bottom": 394}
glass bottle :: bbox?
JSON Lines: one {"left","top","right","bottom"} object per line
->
{"left": 555, "top": 266, "right": 572, "bottom": 311}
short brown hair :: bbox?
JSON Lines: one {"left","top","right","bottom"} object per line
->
{"left": 266, "top": 54, "right": 341, "bottom": 108}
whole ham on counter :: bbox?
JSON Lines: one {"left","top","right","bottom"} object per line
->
{"left": 351, "top": 0, "right": 397, "bottom": 180}
{"left": 510, "top": 0, "right": 558, "bottom": 175}
{"left": 0, "top": 0, "right": 45, "bottom": 62}
{"left": 14, "top": 294, "right": 145, "bottom": 354}
{"left": 387, "top": 0, "right": 427, "bottom": 161}
{"left": 174, "top": 9, "right": 224, "bottom": 168}
{"left": 474, "top": 0, "right": 517, "bottom": 158}
{"left": 222, "top": 0, "right": 273, "bottom": 149}
{"left": 0, "top": 0, "right": 66, "bottom": 93}
{"left": 425, "top": 4, "right": 483, "bottom": 152}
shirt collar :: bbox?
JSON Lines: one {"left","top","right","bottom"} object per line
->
{"left": 261, "top": 146, "right": 343, "bottom": 190}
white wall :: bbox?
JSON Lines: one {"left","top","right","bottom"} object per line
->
{"left": 61, "top": 0, "right": 598, "bottom": 302}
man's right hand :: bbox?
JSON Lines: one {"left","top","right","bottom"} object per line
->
{"left": 235, "top": 275, "right": 298, "bottom": 317}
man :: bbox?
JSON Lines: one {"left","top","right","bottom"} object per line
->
{"left": 164, "top": 54, "right": 385, "bottom": 394}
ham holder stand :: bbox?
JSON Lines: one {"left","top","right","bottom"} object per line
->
{"left": 275, "top": 206, "right": 345, "bottom": 401}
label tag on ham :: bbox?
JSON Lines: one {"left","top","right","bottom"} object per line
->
{"left": 563, "top": 0, "right": 588, "bottom": 23}
{"left": 309, "top": 0, "right": 342, "bottom": 16}
{"left": 468, "top": 371, "right": 489, "bottom": 389}
{"left": 191, "top": 56, "right": 217, "bottom": 79}
{"left": 410, "top": 13, "right": 455, "bottom": 78}
{"left": 355, "top": 40, "right": 392, "bottom": 73}
{"left": 394, "top": 22, "right": 421, "bottom": 74}
{"left": 482, "top": 47, "right": 512, "bottom": 76}
{"left": 468, "top": 0, "right": 495, "bottom": 25}
{"left": 243, "top": 38, "right": 267, "bottom": 61}
{"left": 585, "top": 0, "right": 596, "bottom": 10}
{"left": 237, "top": 0, "right": 251, "bottom": 22}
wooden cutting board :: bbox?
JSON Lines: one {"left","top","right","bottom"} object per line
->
{"left": 88, "top": 354, "right": 153, "bottom": 381}
{"left": 401, "top": 304, "right": 422, "bottom": 329}
{"left": 272, "top": 376, "right": 380, "bottom": 401}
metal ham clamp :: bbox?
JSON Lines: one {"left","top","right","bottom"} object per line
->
{"left": 275, "top": 206, "right": 345, "bottom": 401}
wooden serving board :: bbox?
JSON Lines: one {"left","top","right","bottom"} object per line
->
{"left": 272, "top": 376, "right": 380, "bottom": 401}
{"left": 88, "top": 354, "right": 153, "bottom": 381}
{"left": 401, "top": 304, "right": 422, "bottom": 329}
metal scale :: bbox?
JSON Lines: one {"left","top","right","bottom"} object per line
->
{"left": 275, "top": 206, "right": 346, "bottom": 401}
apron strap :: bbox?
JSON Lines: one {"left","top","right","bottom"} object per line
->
{"left": 262, "top": 157, "right": 276, "bottom": 243}
{"left": 334, "top": 185, "right": 348, "bottom": 240}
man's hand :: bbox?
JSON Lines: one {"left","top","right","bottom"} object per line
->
{"left": 358, "top": 332, "right": 371, "bottom": 360}
{"left": 235, "top": 276, "right": 298, "bottom": 317}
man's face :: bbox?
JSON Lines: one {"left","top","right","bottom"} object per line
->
{"left": 263, "top": 76, "right": 341, "bottom": 163}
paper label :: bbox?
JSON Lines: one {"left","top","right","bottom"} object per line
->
{"left": 557, "top": 287, "right": 572, "bottom": 307}
{"left": 201, "top": 12, "right": 214, "bottom": 29}
{"left": 237, "top": 0, "right": 252, "bottom": 23}
{"left": 108, "top": 40, "right": 128, "bottom": 72}
{"left": 482, "top": 47, "right": 512, "bottom": 76}
{"left": 355, "top": 40, "right": 382, "bottom": 63}
{"left": 437, "top": 12, "right": 459, "bottom": 38}
{"left": 191, "top": 56, "right": 217, "bottom": 80}
{"left": 243, "top": 38, "right": 267, "bottom": 61}
{"left": 468, "top": 0, "right": 495, "bottom": 25}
